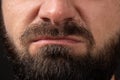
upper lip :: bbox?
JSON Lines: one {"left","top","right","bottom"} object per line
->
{"left": 31, "top": 36, "right": 82, "bottom": 43}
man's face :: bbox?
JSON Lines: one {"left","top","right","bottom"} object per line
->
{"left": 1, "top": 0, "right": 120, "bottom": 80}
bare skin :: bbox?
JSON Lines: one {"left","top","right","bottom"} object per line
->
{"left": 2, "top": 0, "right": 120, "bottom": 56}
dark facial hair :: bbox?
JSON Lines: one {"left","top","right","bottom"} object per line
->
{"left": 20, "top": 21, "right": 94, "bottom": 48}
{"left": 11, "top": 21, "right": 96, "bottom": 80}
{"left": 4, "top": 21, "right": 119, "bottom": 80}
{"left": 0, "top": 3, "right": 120, "bottom": 79}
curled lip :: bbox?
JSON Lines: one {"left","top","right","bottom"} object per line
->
{"left": 31, "top": 36, "right": 82, "bottom": 43}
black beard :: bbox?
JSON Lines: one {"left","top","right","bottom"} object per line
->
{"left": 2, "top": 29, "right": 120, "bottom": 80}
{"left": 12, "top": 41, "right": 119, "bottom": 80}
{"left": 1, "top": 21, "right": 120, "bottom": 80}
{"left": 7, "top": 28, "right": 120, "bottom": 80}
{"left": 0, "top": 7, "right": 120, "bottom": 79}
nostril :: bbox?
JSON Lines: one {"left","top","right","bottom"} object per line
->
{"left": 42, "top": 17, "right": 51, "bottom": 22}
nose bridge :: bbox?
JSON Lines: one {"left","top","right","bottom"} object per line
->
{"left": 39, "top": 0, "right": 76, "bottom": 23}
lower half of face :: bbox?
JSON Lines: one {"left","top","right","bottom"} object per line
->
{"left": 3, "top": 20, "right": 120, "bottom": 80}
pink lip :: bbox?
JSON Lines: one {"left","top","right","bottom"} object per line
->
{"left": 31, "top": 36, "right": 82, "bottom": 45}
{"left": 33, "top": 37, "right": 81, "bottom": 42}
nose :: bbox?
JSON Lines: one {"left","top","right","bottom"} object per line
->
{"left": 38, "top": 0, "right": 78, "bottom": 24}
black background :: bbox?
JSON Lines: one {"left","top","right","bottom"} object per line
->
{"left": 0, "top": 36, "right": 13, "bottom": 80}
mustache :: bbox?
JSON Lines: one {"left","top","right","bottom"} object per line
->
{"left": 20, "top": 21, "right": 94, "bottom": 46}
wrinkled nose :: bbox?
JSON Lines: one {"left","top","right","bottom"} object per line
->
{"left": 39, "top": 0, "right": 78, "bottom": 24}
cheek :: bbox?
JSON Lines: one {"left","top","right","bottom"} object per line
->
{"left": 76, "top": 0, "right": 120, "bottom": 49}
{"left": 2, "top": 0, "right": 41, "bottom": 35}
{"left": 90, "top": 11, "right": 120, "bottom": 49}
{"left": 2, "top": 0, "right": 42, "bottom": 49}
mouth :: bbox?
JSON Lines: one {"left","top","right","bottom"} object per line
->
{"left": 28, "top": 36, "right": 86, "bottom": 55}
{"left": 30, "top": 36, "right": 83, "bottom": 46}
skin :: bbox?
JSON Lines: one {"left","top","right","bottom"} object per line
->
{"left": 2, "top": 0, "right": 120, "bottom": 56}
{"left": 1, "top": 0, "right": 120, "bottom": 80}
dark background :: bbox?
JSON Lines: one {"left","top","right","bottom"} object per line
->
{"left": 0, "top": 37, "right": 13, "bottom": 80}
